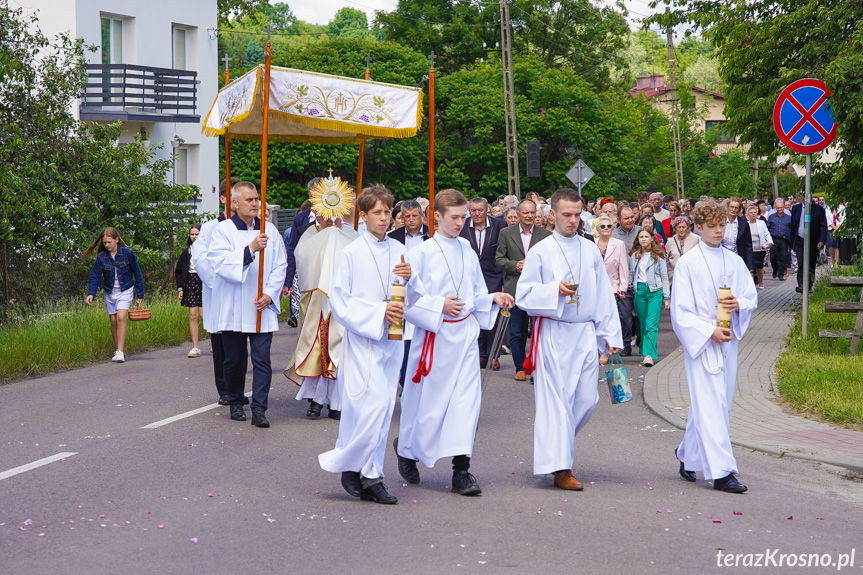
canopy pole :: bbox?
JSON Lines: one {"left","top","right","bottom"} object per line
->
{"left": 225, "top": 137, "right": 232, "bottom": 218}
{"left": 256, "top": 40, "right": 273, "bottom": 333}
{"left": 223, "top": 58, "right": 232, "bottom": 217}
{"left": 428, "top": 52, "right": 436, "bottom": 237}
{"left": 355, "top": 55, "right": 372, "bottom": 231}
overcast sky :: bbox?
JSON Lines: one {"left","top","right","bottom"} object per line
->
{"left": 288, "top": 0, "right": 664, "bottom": 32}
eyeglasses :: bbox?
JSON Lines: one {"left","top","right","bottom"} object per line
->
{"left": 598, "top": 224, "right": 613, "bottom": 229}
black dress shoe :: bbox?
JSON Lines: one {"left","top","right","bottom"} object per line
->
{"left": 218, "top": 395, "right": 230, "bottom": 406}
{"left": 306, "top": 401, "right": 323, "bottom": 419}
{"left": 675, "top": 448, "right": 696, "bottom": 482}
{"left": 795, "top": 285, "right": 804, "bottom": 293}
{"left": 287, "top": 317, "right": 297, "bottom": 328}
{"left": 393, "top": 437, "right": 420, "bottom": 484}
{"left": 251, "top": 408, "right": 270, "bottom": 428}
{"left": 451, "top": 470, "right": 482, "bottom": 496}
{"left": 230, "top": 404, "right": 246, "bottom": 421}
{"left": 360, "top": 482, "right": 398, "bottom": 504}
{"left": 341, "top": 471, "right": 362, "bottom": 497}
{"left": 620, "top": 347, "right": 632, "bottom": 357}
{"left": 327, "top": 408, "right": 341, "bottom": 420}
{"left": 713, "top": 473, "right": 748, "bottom": 493}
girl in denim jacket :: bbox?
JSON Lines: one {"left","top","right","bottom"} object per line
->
{"left": 83, "top": 227, "right": 144, "bottom": 363}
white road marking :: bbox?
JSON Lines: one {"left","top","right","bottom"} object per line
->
{"left": 0, "top": 452, "right": 78, "bottom": 481}
{"left": 1, "top": 392, "right": 253, "bottom": 480}
{"left": 140, "top": 391, "right": 251, "bottom": 429}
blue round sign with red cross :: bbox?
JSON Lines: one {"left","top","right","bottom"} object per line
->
{"left": 773, "top": 78, "right": 837, "bottom": 154}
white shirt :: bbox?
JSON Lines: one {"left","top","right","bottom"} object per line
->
{"left": 637, "top": 253, "right": 651, "bottom": 283}
{"left": 469, "top": 217, "right": 490, "bottom": 253}
{"left": 797, "top": 206, "right": 806, "bottom": 238}
{"left": 722, "top": 217, "right": 738, "bottom": 253}
{"left": 405, "top": 227, "right": 425, "bottom": 252}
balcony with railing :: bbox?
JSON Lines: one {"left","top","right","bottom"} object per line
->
{"left": 80, "top": 64, "right": 200, "bottom": 123}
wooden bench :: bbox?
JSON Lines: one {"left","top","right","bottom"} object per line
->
{"left": 275, "top": 208, "right": 299, "bottom": 236}
{"left": 819, "top": 276, "right": 863, "bottom": 355}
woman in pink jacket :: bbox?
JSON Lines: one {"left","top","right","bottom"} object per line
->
{"left": 595, "top": 214, "right": 629, "bottom": 363}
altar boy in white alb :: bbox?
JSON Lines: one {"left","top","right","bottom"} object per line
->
{"left": 208, "top": 181, "right": 287, "bottom": 428}
{"left": 319, "top": 185, "right": 416, "bottom": 505}
{"left": 516, "top": 188, "right": 622, "bottom": 491}
{"left": 395, "top": 189, "right": 514, "bottom": 496}
{"left": 672, "top": 200, "right": 757, "bottom": 493}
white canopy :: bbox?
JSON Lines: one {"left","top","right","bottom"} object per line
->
{"left": 202, "top": 65, "right": 424, "bottom": 144}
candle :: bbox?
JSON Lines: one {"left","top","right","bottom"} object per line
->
{"left": 716, "top": 283, "right": 732, "bottom": 328}
{"left": 388, "top": 283, "right": 405, "bottom": 340}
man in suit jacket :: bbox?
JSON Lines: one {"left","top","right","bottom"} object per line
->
{"left": 388, "top": 199, "right": 429, "bottom": 247}
{"left": 790, "top": 195, "right": 829, "bottom": 292}
{"left": 387, "top": 199, "right": 429, "bottom": 384}
{"left": 461, "top": 197, "right": 507, "bottom": 369}
{"left": 723, "top": 198, "right": 754, "bottom": 273}
{"left": 495, "top": 199, "right": 552, "bottom": 381}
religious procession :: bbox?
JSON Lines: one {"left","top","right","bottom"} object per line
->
{"left": 5, "top": 2, "right": 863, "bottom": 572}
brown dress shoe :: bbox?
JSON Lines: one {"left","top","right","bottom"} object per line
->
{"left": 553, "top": 470, "right": 584, "bottom": 490}
{"left": 515, "top": 371, "right": 527, "bottom": 381}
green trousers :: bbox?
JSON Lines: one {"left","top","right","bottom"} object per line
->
{"left": 634, "top": 282, "right": 662, "bottom": 360}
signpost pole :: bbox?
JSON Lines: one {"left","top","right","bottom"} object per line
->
{"left": 802, "top": 153, "right": 812, "bottom": 338}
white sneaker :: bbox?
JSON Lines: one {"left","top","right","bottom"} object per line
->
{"left": 188, "top": 347, "right": 201, "bottom": 358}
{"left": 112, "top": 350, "right": 125, "bottom": 363}
{"left": 501, "top": 345, "right": 511, "bottom": 355}
{"left": 642, "top": 355, "right": 654, "bottom": 367}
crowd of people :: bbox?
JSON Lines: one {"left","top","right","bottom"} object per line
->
{"left": 81, "top": 180, "right": 848, "bottom": 502}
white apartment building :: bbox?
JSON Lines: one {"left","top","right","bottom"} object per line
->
{"left": 29, "top": 0, "right": 220, "bottom": 214}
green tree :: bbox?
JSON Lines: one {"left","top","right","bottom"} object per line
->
{"left": 217, "top": 0, "right": 267, "bottom": 26}
{"left": 328, "top": 7, "right": 369, "bottom": 37}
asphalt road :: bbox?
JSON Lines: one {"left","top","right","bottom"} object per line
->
{"left": 3, "top": 310, "right": 863, "bottom": 574}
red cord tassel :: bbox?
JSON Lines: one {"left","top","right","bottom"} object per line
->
{"left": 522, "top": 317, "right": 543, "bottom": 376}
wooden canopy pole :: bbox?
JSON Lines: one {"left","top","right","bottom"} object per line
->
{"left": 428, "top": 52, "right": 436, "bottom": 237}
{"left": 222, "top": 54, "right": 233, "bottom": 217}
{"left": 355, "top": 54, "right": 372, "bottom": 231}
{"left": 256, "top": 37, "right": 273, "bottom": 333}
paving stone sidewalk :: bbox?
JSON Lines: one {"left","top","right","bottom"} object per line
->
{"left": 643, "top": 271, "right": 863, "bottom": 474}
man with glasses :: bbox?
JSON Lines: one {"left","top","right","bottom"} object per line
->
{"left": 461, "top": 197, "right": 507, "bottom": 369}
{"left": 766, "top": 198, "right": 791, "bottom": 281}
{"left": 721, "top": 197, "right": 754, "bottom": 273}
{"left": 789, "top": 193, "right": 829, "bottom": 293}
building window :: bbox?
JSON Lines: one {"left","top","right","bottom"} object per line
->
{"left": 705, "top": 120, "right": 736, "bottom": 143}
{"left": 173, "top": 26, "right": 187, "bottom": 70}
{"left": 101, "top": 17, "right": 123, "bottom": 64}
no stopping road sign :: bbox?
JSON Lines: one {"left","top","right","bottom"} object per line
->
{"left": 773, "top": 78, "right": 837, "bottom": 154}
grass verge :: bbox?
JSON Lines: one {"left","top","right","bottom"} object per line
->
{"left": 0, "top": 294, "right": 201, "bottom": 384}
{"left": 776, "top": 266, "right": 863, "bottom": 428}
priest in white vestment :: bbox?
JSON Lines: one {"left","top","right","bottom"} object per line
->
{"left": 672, "top": 200, "right": 757, "bottom": 493}
{"left": 284, "top": 214, "right": 358, "bottom": 420}
{"left": 208, "top": 181, "right": 287, "bottom": 428}
{"left": 515, "top": 189, "right": 622, "bottom": 491}
{"left": 318, "top": 185, "right": 415, "bottom": 504}
{"left": 396, "top": 189, "right": 514, "bottom": 497}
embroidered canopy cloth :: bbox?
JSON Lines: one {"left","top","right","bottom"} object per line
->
{"left": 202, "top": 65, "right": 424, "bottom": 144}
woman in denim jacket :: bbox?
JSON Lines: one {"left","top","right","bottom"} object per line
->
{"left": 83, "top": 227, "right": 145, "bottom": 363}
{"left": 628, "top": 226, "right": 670, "bottom": 367}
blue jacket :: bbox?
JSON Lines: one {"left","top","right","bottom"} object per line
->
{"left": 628, "top": 252, "right": 670, "bottom": 299}
{"left": 87, "top": 246, "right": 145, "bottom": 299}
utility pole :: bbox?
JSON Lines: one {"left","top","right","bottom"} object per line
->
{"left": 665, "top": 7, "right": 685, "bottom": 200}
{"left": 499, "top": 0, "right": 520, "bottom": 198}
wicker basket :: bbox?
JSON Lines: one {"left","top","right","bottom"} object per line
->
{"left": 128, "top": 301, "right": 151, "bottom": 321}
